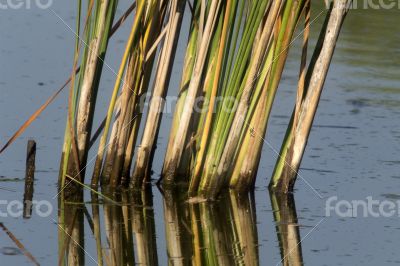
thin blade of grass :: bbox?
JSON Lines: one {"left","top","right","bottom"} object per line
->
{"left": 0, "top": 222, "right": 40, "bottom": 266}
{"left": 66, "top": 174, "right": 118, "bottom": 204}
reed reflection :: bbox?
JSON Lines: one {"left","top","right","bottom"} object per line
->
{"left": 58, "top": 188, "right": 261, "bottom": 265}
{"left": 58, "top": 188, "right": 158, "bottom": 266}
{"left": 270, "top": 191, "right": 304, "bottom": 266}
{"left": 163, "top": 189, "right": 260, "bottom": 265}
{"left": 130, "top": 188, "right": 158, "bottom": 265}
{"left": 58, "top": 193, "right": 85, "bottom": 266}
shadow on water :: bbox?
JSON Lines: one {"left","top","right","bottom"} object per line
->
{"left": 57, "top": 187, "right": 304, "bottom": 265}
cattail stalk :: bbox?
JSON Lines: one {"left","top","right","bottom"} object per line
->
{"left": 132, "top": 0, "right": 186, "bottom": 187}
{"left": 201, "top": 0, "right": 281, "bottom": 198}
{"left": 230, "top": 0, "right": 307, "bottom": 192}
{"left": 270, "top": 0, "right": 350, "bottom": 193}
{"left": 162, "top": 0, "right": 222, "bottom": 185}
{"left": 91, "top": 0, "right": 147, "bottom": 185}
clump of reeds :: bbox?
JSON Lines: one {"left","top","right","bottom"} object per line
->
{"left": 162, "top": 0, "right": 350, "bottom": 198}
{"left": 58, "top": 0, "right": 351, "bottom": 198}
{"left": 59, "top": 0, "right": 119, "bottom": 196}
{"left": 162, "top": 0, "right": 310, "bottom": 198}
{"left": 91, "top": 0, "right": 168, "bottom": 188}
{"left": 2, "top": 0, "right": 350, "bottom": 199}
{"left": 59, "top": 0, "right": 170, "bottom": 194}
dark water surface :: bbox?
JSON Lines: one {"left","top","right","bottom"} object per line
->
{"left": 0, "top": 1, "right": 399, "bottom": 265}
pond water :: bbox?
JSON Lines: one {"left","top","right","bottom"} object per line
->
{"left": 0, "top": 1, "right": 399, "bottom": 265}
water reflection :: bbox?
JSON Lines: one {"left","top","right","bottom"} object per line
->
{"left": 58, "top": 193, "right": 85, "bottom": 266}
{"left": 155, "top": 188, "right": 260, "bottom": 265}
{"left": 130, "top": 188, "right": 158, "bottom": 265}
{"left": 162, "top": 188, "right": 192, "bottom": 265}
{"left": 270, "top": 192, "right": 304, "bottom": 266}
{"left": 57, "top": 188, "right": 305, "bottom": 265}
{"left": 58, "top": 189, "right": 158, "bottom": 266}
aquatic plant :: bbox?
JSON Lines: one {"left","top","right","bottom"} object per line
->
{"left": 2, "top": 0, "right": 351, "bottom": 199}
{"left": 269, "top": 0, "right": 350, "bottom": 193}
